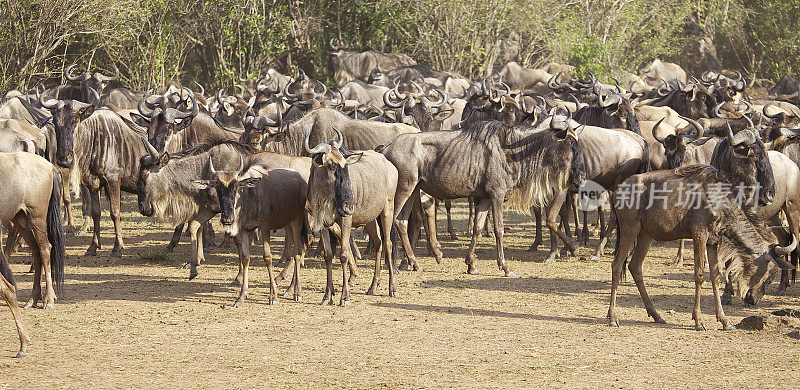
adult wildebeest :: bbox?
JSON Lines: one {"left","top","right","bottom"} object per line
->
{"left": 608, "top": 165, "right": 794, "bottom": 330}
{"left": 639, "top": 59, "right": 687, "bottom": 87}
{"left": 496, "top": 62, "right": 553, "bottom": 93}
{"left": 329, "top": 42, "right": 416, "bottom": 86}
{"left": 306, "top": 133, "right": 398, "bottom": 304}
{"left": 55, "top": 64, "right": 119, "bottom": 102}
{"left": 574, "top": 90, "right": 640, "bottom": 134}
{"left": 380, "top": 115, "right": 585, "bottom": 275}
{"left": 39, "top": 87, "right": 99, "bottom": 167}
{"left": 0, "top": 152, "right": 65, "bottom": 356}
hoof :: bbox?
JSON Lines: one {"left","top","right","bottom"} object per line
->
{"left": 188, "top": 271, "right": 198, "bottom": 281}
{"left": 608, "top": 321, "right": 619, "bottom": 328}
{"left": 23, "top": 300, "right": 34, "bottom": 309}
{"left": 182, "top": 262, "right": 191, "bottom": 270}
{"left": 110, "top": 250, "right": 122, "bottom": 258}
{"left": 229, "top": 279, "right": 241, "bottom": 287}
{"left": 435, "top": 253, "right": 443, "bottom": 264}
{"left": 543, "top": 253, "right": 558, "bottom": 264}
{"left": 398, "top": 263, "right": 412, "bottom": 271}
{"left": 467, "top": 268, "right": 480, "bottom": 275}
{"left": 14, "top": 351, "right": 27, "bottom": 358}
{"left": 293, "top": 295, "right": 301, "bottom": 302}
{"left": 233, "top": 300, "right": 243, "bottom": 308}
{"left": 84, "top": 249, "right": 97, "bottom": 257}
{"left": 721, "top": 297, "right": 732, "bottom": 305}
{"left": 526, "top": 244, "right": 538, "bottom": 252}
{"left": 504, "top": 271, "right": 518, "bottom": 278}
{"left": 339, "top": 299, "right": 351, "bottom": 306}
{"left": 321, "top": 298, "right": 333, "bottom": 306}
{"left": 653, "top": 316, "right": 666, "bottom": 324}
{"left": 366, "top": 287, "right": 376, "bottom": 295}
{"left": 723, "top": 325, "right": 736, "bottom": 331}
{"left": 42, "top": 302, "right": 54, "bottom": 310}
{"left": 267, "top": 298, "right": 276, "bottom": 305}
{"left": 589, "top": 256, "right": 601, "bottom": 262}
{"left": 774, "top": 290, "right": 788, "bottom": 296}
{"left": 389, "top": 290, "right": 399, "bottom": 298}
{"left": 695, "top": 325, "right": 707, "bottom": 331}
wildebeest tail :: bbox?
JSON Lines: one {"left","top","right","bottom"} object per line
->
{"left": 0, "top": 242, "right": 15, "bottom": 290}
{"left": 639, "top": 141, "right": 651, "bottom": 173}
{"left": 792, "top": 248, "right": 798, "bottom": 283}
{"left": 612, "top": 206, "right": 628, "bottom": 282}
{"left": 47, "top": 168, "right": 66, "bottom": 296}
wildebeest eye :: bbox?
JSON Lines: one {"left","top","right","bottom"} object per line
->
{"left": 734, "top": 144, "right": 750, "bottom": 156}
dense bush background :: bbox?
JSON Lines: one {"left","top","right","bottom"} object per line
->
{"left": 1, "top": 0, "right": 797, "bottom": 90}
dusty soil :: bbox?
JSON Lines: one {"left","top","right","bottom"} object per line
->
{"left": 1, "top": 195, "right": 798, "bottom": 388}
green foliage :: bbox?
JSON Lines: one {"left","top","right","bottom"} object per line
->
{"left": 0, "top": 0, "right": 798, "bottom": 91}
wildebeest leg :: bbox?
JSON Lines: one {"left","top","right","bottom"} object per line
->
{"left": 165, "top": 223, "right": 185, "bottom": 253}
{"left": 204, "top": 222, "right": 217, "bottom": 247}
{"left": 545, "top": 189, "right": 576, "bottom": 263}
{"left": 560, "top": 201, "right": 572, "bottom": 239}
{"left": 233, "top": 230, "right": 251, "bottom": 307}
{"left": 339, "top": 216, "right": 353, "bottom": 306}
{"left": 674, "top": 240, "right": 686, "bottom": 266}
{"left": 326, "top": 224, "right": 359, "bottom": 281}
{"left": 608, "top": 215, "right": 639, "bottom": 327}
{"left": 465, "top": 198, "right": 491, "bottom": 275}
{"left": 467, "top": 198, "right": 475, "bottom": 236}
{"left": 61, "top": 171, "right": 75, "bottom": 233}
{"left": 527, "top": 207, "right": 543, "bottom": 252}
{"left": 491, "top": 197, "right": 514, "bottom": 277}
{"left": 30, "top": 217, "right": 55, "bottom": 309}
{"left": 581, "top": 210, "right": 590, "bottom": 245}
{"left": 350, "top": 236, "right": 362, "bottom": 262}
{"left": 281, "top": 223, "right": 303, "bottom": 301}
{"left": 395, "top": 188, "right": 421, "bottom": 272}
{"left": 261, "top": 229, "right": 276, "bottom": 305}
{"left": 85, "top": 189, "right": 101, "bottom": 256}
{"left": 777, "top": 204, "right": 800, "bottom": 295}
{"left": 365, "top": 220, "right": 383, "bottom": 295}
{"left": 421, "top": 194, "right": 442, "bottom": 266}
{"left": 0, "top": 269, "right": 29, "bottom": 357}
{"left": 277, "top": 234, "right": 292, "bottom": 267}
{"left": 721, "top": 279, "right": 734, "bottom": 305}
{"left": 321, "top": 229, "right": 335, "bottom": 305}
{"left": 627, "top": 234, "right": 664, "bottom": 324}
{"left": 382, "top": 207, "right": 397, "bottom": 297}
{"left": 445, "top": 199, "right": 457, "bottom": 240}
{"left": 692, "top": 232, "right": 709, "bottom": 331}
{"left": 188, "top": 212, "right": 213, "bottom": 281}
{"left": 591, "top": 200, "right": 617, "bottom": 260}
{"left": 77, "top": 184, "right": 92, "bottom": 235}
{"left": 17, "top": 225, "right": 42, "bottom": 309}
{"left": 572, "top": 195, "right": 581, "bottom": 240}
{"left": 106, "top": 180, "right": 124, "bottom": 257}
{"left": 706, "top": 244, "right": 734, "bottom": 330}
{"left": 4, "top": 225, "right": 21, "bottom": 262}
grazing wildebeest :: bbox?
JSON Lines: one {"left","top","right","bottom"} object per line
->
{"left": 306, "top": 132, "right": 398, "bottom": 304}
{"left": 192, "top": 151, "right": 312, "bottom": 305}
{"left": 380, "top": 115, "right": 586, "bottom": 275}
{"left": 609, "top": 165, "right": 795, "bottom": 330}
{"left": 329, "top": 41, "right": 416, "bottom": 86}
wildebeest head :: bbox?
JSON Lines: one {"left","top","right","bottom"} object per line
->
{"left": 131, "top": 87, "right": 199, "bottom": 153}
{"left": 760, "top": 103, "right": 800, "bottom": 142}
{"left": 191, "top": 155, "right": 246, "bottom": 228}
{"left": 240, "top": 110, "right": 283, "bottom": 148}
{"left": 656, "top": 80, "right": 718, "bottom": 118}
{"left": 597, "top": 90, "right": 640, "bottom": 134}
{"left": 702, "top": 70, "right": 747, "bottom": 103}
{"left": 547, "top": 112, "right": 587, "bottom": 191}
{"left": 459, "top": 80, "right": 525, "bottom": 128}
{"left": 252, "top": 74, "right": 281, "bottom": 108}
{"left": 64, "top": 64, "right": 119, "bottom": 96}
{"left": 743, "top": 230, "right": 797, "bottom": 305}
{"left": 137, "top": 137, "right": 172, "bottom": 217}
{"left": 215, "top": 86, "right": 253, "bottom": 125}
{"left": 384, "top": 82, "right": 453, "bottom": 131}
{"left": 39, "top": 86, "right": 99, "bottom": 167}
{"left": 711, "top": 126, "right": 775, "bottom": 206}
{"left": 651, "top": 116, "right": 706, "bottom": 169}
{"left": 305, "top": 127, "right": 361, "bottom": 234}
{"left": 283, "top": 69, "right": 327, "bottom": 103}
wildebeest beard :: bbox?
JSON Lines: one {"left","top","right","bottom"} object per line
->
{"left": 711, "top": 137, "right": 775, "bottom": 206}
{"left": 665, "top": 144, "right": 686, "bottom": 169}
{"left": 569, "top": 138, "right": 586, "bottom": 190}
{"left": 334, "top": 163, "right": 355, "bottom": 216}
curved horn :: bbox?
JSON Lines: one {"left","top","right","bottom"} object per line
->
{"left": 430, "top": 88, "right": 446, "bottom": 108}
{"left": 234, "top": 84, "right": 247, "bottom": 99}
{"left": 313, "top": 80, "right": 327, "bottom": 98}
{"left": 138, "top": 92, "right": 156, "bottom": 118}
{"left": 39, "top": 91, "right": 61, "bottom": 110}
{"left": 774, "top": 233, "right": 798, "bottom": 257}
{"left": 141, "top": 136, "right": 159, "bottom": 160}
{"left": 763, "top": 102, "right": 781, "bottom": 119}
{"left": 727, "top": 122, "right": 735, "bottom": 140}
{"left": 97, "top": 64, "right": 120, "bottom": 82}
{"left": 193, "top": 81, "right": 205, "bottom": 97}
{"left": 332, "top": 126, "right": 344, "bottom": 149}
{"left": 208, "top": 156, "right": 217, "bottom": 176}
{"left": 383, "top": 88, "right": 403, "bottom": 109}
{"left": 743, "top": 113, "right": 755, "bottom": 129}
{"left": 651, "top": 117, "right": 667, "bottom": 143}
{"left": 679, "top": 115, "right": 705, "bottom": 139}
{"left": 237, "top": 155, "right": 244, "bottom": 176}
{"left": 216, "top": 89, "right": 225, "bottom": 105}
{"left": 304, "top": 130, "right": 330, "bottom": 154}
{"left": 714, "top": 102, "right": 728, "bottom": 118}
{"left": 282, "top": 80, "right": 301, "bottom": 100}
{"left": 64, "top": 64, "right": 84, "bottom": 81}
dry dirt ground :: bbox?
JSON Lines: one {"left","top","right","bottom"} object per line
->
{"left": 1, "top": 195, "right": 799, "bottom": 388}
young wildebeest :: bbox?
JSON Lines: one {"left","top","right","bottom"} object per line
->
{"left": 138, "top": 139, "right": 259, "bottom": 280}
{"left": 609, "top": 165, "right": 795, "bottom": 330}
{"left": 708, "top": 128, "right": 800, "bottom": 300}
{"left": 380, "top": 116, "right": 585, "bottom": 275}
{"left": 192, "top": 150, "right": 312, "bottom": 305}
{"left": 306, "top": 131, "right": 398, "bottom": 304}
{"left": 0, "top": 152, "right": 66, "bottom": 356}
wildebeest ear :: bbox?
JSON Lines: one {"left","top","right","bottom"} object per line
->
{"left": 130, "top": 113, "right": 151, "bottom": 128}
{"left": 158, "top": 153, "right": 170, "bottom": 167}
{"left": 240, "top": 177, "right": 261, "bottom": 188}
{"left": 433, "top": 108, "right": 454, "bottom": 121}
{"left": 345, "top": 152, "right": 364, "bottom": 165}
{"left": 78, "top": 105, "right": 95, "bottom": 120}
{"left": 191, "top": 180, "right": 211, "bottom": 190}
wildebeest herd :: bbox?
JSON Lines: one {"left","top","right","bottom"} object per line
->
{"left": 2, "top": 43, "right": 800, "bottom": 358}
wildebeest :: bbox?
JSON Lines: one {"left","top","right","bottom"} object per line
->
{"left": 380, "top": 115, "right": 585, "bottom": 275}
{"left": 306, "top": 133, "right": 398, "bottom": 304}
{"left": 574, "top": 90, "right": 640, "bottom": 134}
{"left": 39, "top": 86, "right": 99, "bottom": 167}
{"left": 609, "top": 165, "right": 795, "bottom": 330}
{"left": 0, "top": 152, "right": 65, "bottom": 356}
{"left": 639, "top": 59, "right": 687, "bottom": 86}
{"left": 191, "top": 150, "right": 311, "bottom": 305}
{"left": 329, "top": 42, "right": 416, "bottom": 86}
{"left": 497, "top": 62, "right": 553, "bottom": 93}
{"left": 55, "top": 64, "right": 119, "bottom": 102}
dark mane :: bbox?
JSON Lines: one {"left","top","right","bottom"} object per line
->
{"left": 170, "top": 140, "right": 259, "bottom": 159}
